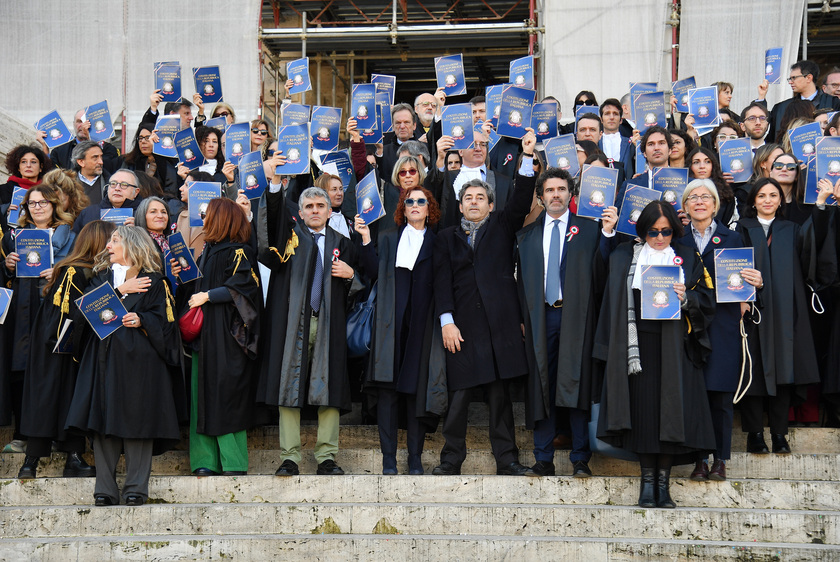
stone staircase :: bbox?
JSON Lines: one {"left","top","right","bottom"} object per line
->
{"left": 1, "top": 405, "right": 838, "bottom": 560}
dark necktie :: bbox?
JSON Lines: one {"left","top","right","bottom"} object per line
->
{"left": 310, "top": 232, "right": 323, "bottom": 313}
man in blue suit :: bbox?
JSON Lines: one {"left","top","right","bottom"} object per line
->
{"left": 599, "top": 98, "right": 635, "bottom": 180}
{"left": 616, "top": 126, "right": 672, "bottom": 212}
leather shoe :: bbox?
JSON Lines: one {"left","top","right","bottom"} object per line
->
{"left": 432, "top": 462, "right": 461, "bottom": 475}
{"left": 572, "top": 460, "right": 592, "bottom": 478}
{"left": 746, "top": 432, "right": 769, "bottom": 454}
{"left": 689, "top": 460, "right": 709, "bottom": 482}
{"left": 193, "top": 468, "right": 219, "bottom": 477}
{"left": 496, "top": 461, "right": 529, "bottom": 476}
{"left": 771, "top": 434, "right": 791, "bottom": 454}
{"left": 274, "top": 460, "right": 299, "bottom": 476}
{"left": 63, "top": 453, "right": 95, "bottom": 478}
{"left": 524, "top": 460, "right": 555, "bottom": 477}
{"left": 94, "top": 494, "right": 115, "bottom": 507}
{"left": 124, "top": 494, "right": 145, "bottom": 506}
{"left": 17, "top": 456, "right": 39, "bottom": 479}
{"left": 222, "top": 471, "right": 247, "bottom": 476}
{"left": 316, "top": 459, "right": 345, "bottom": 475}
{"left": 709, "top": 459, "right": 726, "bottom": 481}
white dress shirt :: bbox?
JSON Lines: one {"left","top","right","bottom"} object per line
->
{"left": 602, "top": 132, "right": 622, "bottom": 162}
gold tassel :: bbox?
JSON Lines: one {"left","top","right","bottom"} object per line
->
{"left": 232, "top": 248, "right": 247, "bottom": 276}
{"left": 703, "top": 266, "right": 714, "bottom": 289}
{"left": 163, "top": 281, "right": 175, "bottom": 323}
{"left": 250, "top": 269, "right": 260, "bottom": 286}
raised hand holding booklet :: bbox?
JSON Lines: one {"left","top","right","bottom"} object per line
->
{"left": 442, "top": 104, "right": 474, "bottom": 150}
{"left": 497, "top": 86, "right": 536, "bottom": 139}
{"left": 175, "top": 128, "right": 206, "bottom": 171}
{"left": 287, "top": 57, "right": 312, "bottom": 95}
{"left": 168, "top": 232, "right": 202, "bottom": 283}
{"left": 687, "top": 87, "right": 720, "bottom": 128}
{"left": 719, "top": 138, "right": 754, "bottom": 183}
{"left": 281, "top": 103, "right": 311, "bottom": 126}
{"left": 35, "top": 110, "right": 73, "bottom": 149}
{"left": 632, "top": 92, "right": 667, "bottom": 132}
{"left": 351, "top": 84, "right": 377, "bottom": 130}
{"left": 74, "top": 282, "right": 128, "bottom": 340}
{"left": 356, "top": 169, "right": 385, "bottom": 225}
{"left": 531, "top": 102, "right": 558, "bottom": 141}
{"left": 485, "top": 84, "right": 507, "bottom": 128}
{"left": 435, "top": 54, "right": 466, "bottom": 97}
{"left": 816, "top": 136, "right": 840, "bottom": 184}
{"left": 577, "top": 165, "right": 618, "bottom": 220}
{"left": 275, "top": 124, "right": 311, "bottom": 177}
{"left": 7, "top": 187, "right": 26, "bottom": 227}
{"left": 14, "top": 229, "right": 53, "bottom": 278}
{"left": 629, "top": 82, "right": 658, "bottom": 121}
{"left": 617, "top": 185, "right": 661, "bottom": 236}
{"left": 652, "top": 167, "right": 688, "bottom": 211}
{"left": 84, "top": 100, "right": 114, "bottom": 142}
{"left": 543, "top": 134, "right": 580, "bottom": 178}
{"left": 193, "top": 65, "right": 223, "bottom": 103}
{"left": 787, "top": 121, "right": 822, "bottom": 162}
{"left": 238, "top": 150, "right": 269, "bottom": 201}
{"left": 155, "top": 62, "right": 181, "bottom": 102}
{"left": 713, "top": 248, "right": 756, "bottom": 303}
{"left": 360, "top": 105, "right": 384, "bottom": 145}
{"left": 640, "top": 265, "right": 682, "bottom": 320}
{"left": 765, "top": 48, "right": 783, "bottom": 84}
{"left": 311, "top": 106, "right": 342, "bottom": 152}
{"left": 224, "top": 123, "right": 251, "bottom": 165}
{"left": 672, "top": 77, "right": 696, "bottom": 113}
{"left": 100, "top": 208, "right": 133, "bottom": 225}
{"left": 509, "top": 55, "right": 534, "bottom": 90}
{"left": 187, "top": 182, "right": 222, "bottom": 227}
{"left": 152, "top": 114, "right": 181, "bottom": 159}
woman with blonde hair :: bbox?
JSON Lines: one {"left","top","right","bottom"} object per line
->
{"left": 41, "top": 168, "right": 89, "bottom": 220}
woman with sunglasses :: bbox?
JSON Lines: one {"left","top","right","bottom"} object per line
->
{"left": 596, "top": 200, "right": 715, "bottom": 508}
{"left": 121, "top": 123, "right": 179, "bottom": 200}
{"left": 735, "top": 177, "right": 835, "bottom": 454}
{"left": 768, "top": 152, "right": 812, "bottom": 225}
{"left": 354, "top": 187, "right": 444, "bottom": 475}
{"left": 249, "top": 119, "right": 273, "bottom": 160}
{"left": 210, "top": 103, "right": 236, "bottom": 125}
{"left": 573, "top": 91, "right": 598, "bottom": 114}
{"left": 687, "top": 147, "right": 738, "bottom": 228}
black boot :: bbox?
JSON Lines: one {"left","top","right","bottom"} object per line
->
{"left": 63, "top": 452, "right": 96, "bottom": 478}
{"left": 746, "top": 432, "right": 769, "bottom": 454}
{"left": 638, "top": 467, "right": 656, "bottom": 508}
{"left": 656, "top": 468, "right": 676, "bottom": 508}
{"left": 17, "top": 456, "right": 39, "bottom": 479}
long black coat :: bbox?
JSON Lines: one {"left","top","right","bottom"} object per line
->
{"left": 517, "top": 211, "right": 607, "bottom": 425}
{"left": 256, "top": 189, "right": 357, "bottom": 412}
{"left": 433, "top": 173, "right": 535, "bottom": 390}
{"left": 0, "top": 223, "right": 12, "bottom": 425}
{"left": 65, "top": 271, "right": 183, "bottom": 453}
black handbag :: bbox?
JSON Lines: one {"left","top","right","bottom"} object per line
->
{"left": 346, "top": 282, "right": 376, "bottom": 358}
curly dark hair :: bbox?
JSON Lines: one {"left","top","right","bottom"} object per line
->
{"left": 394, "top": 186, "right": 440, "bottom": 227}
{"left": 5, "top": 144, "right": 51, "bottom": 179}
{"left": 196, "top": 125, "right": 226, "bottom": 175}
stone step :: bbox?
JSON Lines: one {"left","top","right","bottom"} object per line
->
{"left": 2, "top": 474, "right": 838, "bottom": 512}
{"left": 2, "top": 448, "right": 837, "bottom": 481}
{"left": 0, "top": 535, "right": 836, "bottom": 562}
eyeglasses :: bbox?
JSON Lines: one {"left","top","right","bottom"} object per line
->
{"left": 787, "top": 74, "right": 805, "bottom": 82}
{"left": 404, "top": 198, "right": 428, "bottom": 207}
{"left": 251, "top": 128, "right": 268, "bottom": 135}
{"left": 398, "top": 168, "right": 418, "bottom": 177}
{"left": 772, "top": 161, "right": 798, "bottom": 171}
{"left": 138, "top": 135, "right": 152, "bottom": 142}
{"left": 26, "top": 200, "right": 51, "bottom": 209}
{"left": 108, "top": 181, "right": 137, "bottom": 190}
{"left": 686, "top": 194, "right": 714, "bottom": 203}
{"left": 646, "top": 228, "right": 673, "bottom": 238}
{"left": 716, "top": 134, "right": 739, "bottom": 141}
{"left": 743, "top": 115, "right": 767, "bottom": 123}
{"left": 826, "top": 83, "right": 840, "bottom": 90}
{"left": 215, "top": 111, "right": 230, "bottom": 117}
{"left": 416, "top": 101, "right": 437, "bottom": 108}
{"left": 472, "top": 142, "right": 489, "bottom": 148}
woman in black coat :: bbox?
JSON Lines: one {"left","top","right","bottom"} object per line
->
{"left": 354, "top": 186, "right": 446, "bottom": 475}
{"left": 596, "top": 200, "right": 716, "bottom": 508}
{"left": 17, "top": 221, "right": 116, "bottom": 479}
{"left": 120, "top": 123, "right": 179, "bottom": 201}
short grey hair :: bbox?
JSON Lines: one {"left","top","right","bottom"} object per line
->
{"left": 391, "top": 102, "right": 416, "bottom": 123}
{"left": 397, "top": 140, "right": 430, "bottom": 167}
{"left": 682, "top": 178, "right": 720, "bottom": 216}
{"left": 71, "top": 140, "right": 101, "bottom": 171}
{"left": 620, "top": 93, "right": 631, "bottom": 107}
{"left": 299, "top": 186, "right": 330, "bottom": 206}
{"left": 458, "top": 178, "right": 495, "bottom": 205}
{"left": 134, "top": 196, "right": 171, "bottom": 232}
{"left": 414, "top": 93, "right": 437, "bottom": 108}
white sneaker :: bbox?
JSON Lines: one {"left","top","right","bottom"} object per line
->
{"left": 2, "top": 439, "right": 27, "bottom": 453}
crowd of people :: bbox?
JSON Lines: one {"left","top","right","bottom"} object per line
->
{"left": 2, "top": 58, "right": 840, "bottom": 510}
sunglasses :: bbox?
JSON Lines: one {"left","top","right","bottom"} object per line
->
{"left": 647, "top": 228, "right": 673, "bottom": 238}
{"left": 772, "top": 161, "right": 798, "bottom": 171}
{"left": 215, "top": 111, "right": 230, "bottom": 117}
{"left": 398, "top": 168, "right": 418, "bottom": 177}
{"left": 251, "top": 128, "right": 269, "bottom": 135}
{"left": 577, "top": 100, "right": 597, "bottom": 106}
{"left": 404, "top": 198, "right": 428, "bottom": 207}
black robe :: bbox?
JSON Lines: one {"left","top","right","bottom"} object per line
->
{"left": 187, "top": 241, "right": 263, "bottom": 436}
{"left": 65, "top": 270, "right": 183, "bottom": 454}
{"left": 255, "top": 188, "right": 357, "bottom": 412}
{"left": 517, "top": 211, "right": 607, "bottom": 426}
{"left": 0, "top": 223, "right": 12, "bottom": 425}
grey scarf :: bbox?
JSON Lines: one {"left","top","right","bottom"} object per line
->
{"left": 626, "top": 243, "right": 644, "bottom": 375}
{"left": 461, "top": 215, "right": 491, "bottom": 248}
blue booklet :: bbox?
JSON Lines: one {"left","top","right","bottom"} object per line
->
{"left": 687, "top": 87, "right": 720, "bottom": 128}
{"left": 543, "top": 134, "right": 580, "bottom": 178}
{"left": 84, "top": 100, "right": 114, "bottom": 142}
{"left": 485, "top": 84, "right": 507, "bottom": 128}
{"left": 640, "top": 265, "right": 682, "bottom": 320}
{"left": 476, "top": 122, "right": 501, "bottom": 155}
{"left": 360, "top": 105, "right": 383, "bottom": 145}
{"left": 175, "top": 128, "right": 206, "bottom": 171}
{"left": 574, "top": 105, "right": 600, "bottom": 132}
{"left": 281, "top": 103, "right": 311, "bottom": 126}
{"left": 0, "top": 288, "right": 12, "bottom": 325}
{"left": 442, "top": 103, "right": 474, "bottom": 150}
{"left": 787, "top": 121, "right": 822, "bottom": 162}
{"left": 497, "top": 86, "right": 536, "bottom": 139}
{"left": 509, "top": 55, "right": 534, "bottom": 90}
{"left": 713, "top": 248, "right": 756, "bottom": 303}
{"left": 35, "top": 110, "right": 73, "bottom": 149}
{"left": 187, "top": 181, "right": 222, "bottom": 226}
{"left": 275, "top": 124, "right": 311, "bottom": 177}
{"left": 635, "top": 141, "right": 647, "bottom": 176}
{"left": 100, "top": 208, "right": 133, "bottom": 225}
{"left": 224, "top": 122, "right": 251, "bottom": 165}
{"left": 377, "top": 95, "right": 393, "bottom": 133}
{"left": 164, "top": 251, "right": 179, "bottom": 288}
{"left": 319, "top": 150, "right": 354, "bottom": 190}
{"left": 311, "top": 106, "right": 342, "bottom": 152}
{"left": 152, "top": 114, "right": 181, "bottom": 159}
{"left": 356, "top": 169, "right": 385, "bottom": 225}
{"left": 154, "top": 62, "right": 182, "bottom": 103}
{"left": 629, "top": 82, "right": 658, "bottom": 121}
{"left": 804, "top": 156, "right": 836, "bottom": 205}
{"left": 435, "top": 54, "right": 466, "bottom": 97}
{"left": 816, "top": 136, "right": 840, "bottom": 183}
{"left": 204, "top": 116, "right": 227, "bottom": 131}
{"left": 672, "top": 77, "right": 696, "bottom": 113}
{"left": 617, "top": 185, "right": 661, "bottom": 236}
{"left": 193, "top": 65, "right": 223, "bottom": 103}
{"left": 371, "top": 74, "right": 396, "bottom": 105}
{"left": 53, "top": 318, "right": 74, "bottom": 354}
{"left": 287, "top": 57, "right": 311, "bottom": 95}
{"left": 351, "top": 84, "right": 377, "bottom": 130}
{"left": 633, "top": 92, "right": 667, "bottom": 132}
{"left": 74, "top": 282, "right": 128, "bottom": 340}
{"left": 531, "top": 102, "right": 558, "bottom": 141}
{"left": 765, "top": 47, "right": 783, "bottom": 85}
{"left": 238, "top": 150, "right": 269, "bottom": 200}
{"left": 577, "top": 165, "right": 618, "bottom": 220}
{"left": 7, "top": 186, "right": 26, "bottom": 227}
{"left": 719, "top": 138, "right": 754, "bottom": 183}
{"left": 652, "top": 167, "right": 688, "bottom": 211}
{"left": 168, "top": 232, "right": 202, "bottom": 283}
{"left": 15, "top": 229, "right": 53, "bottom": 278}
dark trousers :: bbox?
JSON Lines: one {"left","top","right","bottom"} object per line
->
{"left": 532, "top": 305, "right": 591, "bottom": 464}
{"left": 440, "top": 378, "right": 518, "bottom": 469}
{"left": 740, "top": 385, "right": 793, "bottom": 435}
{"left": 26, "top": 435, "right": 86, "bottom": 458}
{"left": 10, "top": 375, "right": 24, "bottom": 441}
{"left": 704, "top": 391, "right": 734, "bottom": 461}
{"left": 92, "top": 435, "right": 153, "bottom": 503}
{"left": 377, "top": 388, "right": 425, "bottom": 471}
